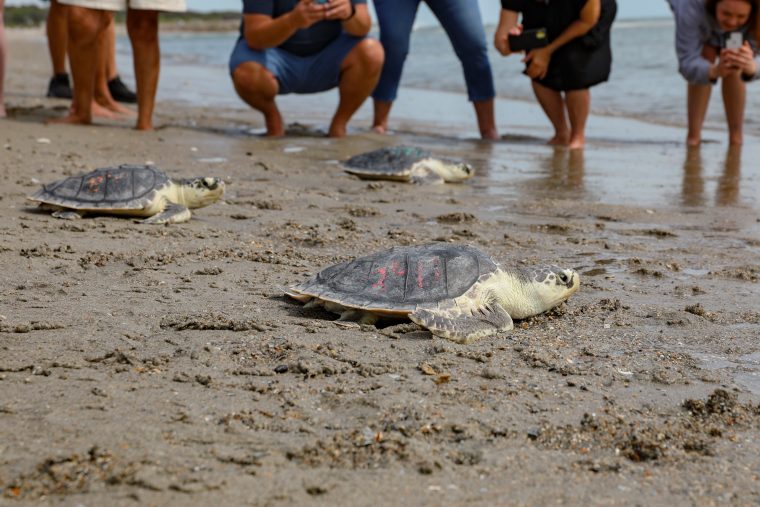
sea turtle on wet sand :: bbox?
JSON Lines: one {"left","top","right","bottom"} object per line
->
{"left": 342, "top": 146, "right": 474, "bottom": 184}
{"left": 28, "top": 164, "right": 225, "bottom": 224}
{"left": 286, "top": 243, "right": 579, "bottom": 344}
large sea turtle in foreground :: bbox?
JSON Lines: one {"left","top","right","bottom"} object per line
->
{"left": 28, "top": 164, "right": 225, "bottom": 224}
{"left": 286, "top": 243, "right": 579, "bottom": 344}
{"left": 342, "top": 146, "right": 474, "bottom": 184}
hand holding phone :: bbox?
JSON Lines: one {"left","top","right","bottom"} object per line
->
{"left": 508, "top": 28, "right": 548, "bottom": 52}
{"left": 723, "top": 31, "right": 744, "bottom": 51}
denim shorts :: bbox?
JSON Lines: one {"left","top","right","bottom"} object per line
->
{"left": 229, "top": 33, "right": 365, "bottom": 95}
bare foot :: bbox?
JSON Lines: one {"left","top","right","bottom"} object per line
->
{"left": 568, "top": 135, "right": 585, "bottom": 150}
{"left": 548, "top": 133, "right": 570, "bottom": 146}
{"left": 686, "top": 136, "right": 702, "bottom": 147}
{"left": 135, "top": 122, "right": 154, "bottom": 132}
{"left": 480, "top": 128, "right": 499, "bottom": 141}
{"left": 328, "top": 123, "right": 347, "bottom": 138}
{"left": 372, "top": 124, "right": 387, "bottom": 134}
{"left": 97, "top": 99, "right": 135, "bottom": 117}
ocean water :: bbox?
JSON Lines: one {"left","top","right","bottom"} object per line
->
{"left": 120, "top": 18, "right": 760, "bottom": 135}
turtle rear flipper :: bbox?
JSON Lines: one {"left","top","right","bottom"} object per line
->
{"left": 410, "top": 304, "right": 514, "bottom": 344}
{"left": 140, "top": 202, "right": 191, "bottom": 224}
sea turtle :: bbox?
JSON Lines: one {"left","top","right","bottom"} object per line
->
{"left": 342, "top": 146, "right": 474, "bottom": 184}
{"left": 28, "top": 164, "right": 225, "bottom": 224}
{"left": 286, "top": 243, "right": 579, "bottom": 344}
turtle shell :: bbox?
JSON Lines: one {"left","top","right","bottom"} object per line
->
{"left": 30, "top": 165, "right": 170, "bottom": 210}
{"left": 290, "top": 243, "right": 499, "bottom": 313}
{"left": 343, "top": 146, "right": 431, "bottom": 176}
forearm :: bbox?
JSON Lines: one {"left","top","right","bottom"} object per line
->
{"left": 546, "top": 0, "right": 600, "bottom": 54}
{"left": 497, "top": 9, "right": 519, "bottom": 31}
{"left": 342, "top": 4, "right": 371, "bottom": 37}
{"left": 244, "top": 13, "right": 300, "bottom": 50}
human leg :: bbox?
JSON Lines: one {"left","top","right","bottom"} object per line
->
{"left": 92, "top": 23, "right": 133, "bottom": 117}
{"left": 330, "top": 38, "right": 384, "bottom": 137}
{"left": 685, "top": 44, "right": 717, "bottom": 146}
{"left": 721, "top": 72, "right": 745, "bottom": 145}
{"left": 531, "top": 81, "right": 569, "bottom": 145}
{"left": 0, "top": 0, "right": 6, "bottom": 117}
{"left": 104, "top": 16, "right": 117, "bottom": 80}
{"left": 231, "top": 61, "right": 284, "bottom": 137}
{"left": 427, "top": 0, "right": 497, "bottom": 139}
{"left": 686, "top": 83, "right": 712, "bottom": 146}
{"left": 371, "top": 0, "right": 419, "bottom": 133}
{"left": 565, "top": 88, "right": 590, "bottom": 150}
{"left": 51, "top": 6, "right": 111, "bottom": 124}
{"left": 127, "top": 8, "right": 159, "bottom": 130}
{"left": 46, "top": 0, "right": 73, "bottom": 98}
{"left": 104, "top": 17, "right": 137, "bottom": 103}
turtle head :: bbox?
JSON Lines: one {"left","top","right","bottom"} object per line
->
{"left": 421, "top": 158, "right": 475, "bottom": 183}
{"left": 178, "top": 177, "right": 225, "bottom": 208}
{"left": 529, "top": 265, "right": 580, "bottom": 310}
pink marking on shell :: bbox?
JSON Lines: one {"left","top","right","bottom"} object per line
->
{"left": 391, "top": 261, "right": 406, "bottom": 277}
{"left": 372, "top": 267, "right": 388, "bottom": 289}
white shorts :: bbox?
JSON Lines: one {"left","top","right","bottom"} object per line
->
{"left": 58, "top": 0, "right": 186, "bottom": 12}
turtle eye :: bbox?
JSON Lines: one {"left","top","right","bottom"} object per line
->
{"left": 558, "top": 273, "right": 568, "bottom": 283}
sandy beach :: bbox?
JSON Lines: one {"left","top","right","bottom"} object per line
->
{"left": 1, "top": 28, "right": 760, "bottom": 506}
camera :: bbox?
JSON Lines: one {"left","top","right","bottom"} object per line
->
{"left": 723, "top": 31, "right": 744, "bottom": 50}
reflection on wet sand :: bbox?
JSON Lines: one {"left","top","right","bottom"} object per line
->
{"left": 541, "top": 148, "right": 586, "bottom": 192}
{"left": 681, "top": 146, "right": 742, "bottom": 207}
{"left": 716, "top": 147, "right": 741, "bottom": 206}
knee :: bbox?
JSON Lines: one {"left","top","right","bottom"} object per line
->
{"left": 232, "top": 63, "right": 276, "bottom": 94}
{"left": 355, "top": 38, "right": 385, "bottom": 75}
{"left": 127, "top": 11, "right": 159, "bottom": 44}
{"left": 67, "top": 8, "right": 107, "bottom": 42}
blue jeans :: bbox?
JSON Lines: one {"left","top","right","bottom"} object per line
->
{"left": 372, "top": 0, "right": 495, "bottom": 102}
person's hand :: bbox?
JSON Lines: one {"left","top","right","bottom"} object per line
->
{"left": 290, "top": 0, "right": 327, "bottom": 29}
{"left": 715, "top": 49, "right": 743, "bottom": 79}
{"left": 721, "top": 41, "right": 758, "bottom": 77}
{"left": 524, "top": 46, "right": 552, "bottom": 79}
{"left": 494, "top": 24, "right": 521, "bottom": 56}
{"left": 324, "top": 0, "right": 353, "bottom": 21}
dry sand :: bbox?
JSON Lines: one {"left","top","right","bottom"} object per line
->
{"left": 1, "top": 29, "right": 760, "bottom": 506}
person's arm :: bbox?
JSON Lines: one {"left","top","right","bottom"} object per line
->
{"left": 722, "top": 41, "right": 760, "bottom": 80}
{"left": 494, "top": 9, "right": 520, "bottom": 56}
{"left": 324, "top": 0, "right": 371, "bottom": 36}
{"left": 524, "top": 0, "right": 600, "bottom": 79}
{"left": 243, "top": 0, "right": 326, "bottom": 50}
{"left": 672, "top": 0, "right": 718, "bottom": 84}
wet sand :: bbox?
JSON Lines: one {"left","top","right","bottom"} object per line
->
{"left": 1, "top": 29, "right": 760, "bottom": 506}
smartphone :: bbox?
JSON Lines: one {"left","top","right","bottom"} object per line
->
{"left": 315, "top": 0, "right": 329, "bottom": 4}
{"left": 723, "top": 31, "right": 744, "bottom": 50}
{"left": 508, "top": 28, "right": 548, "bottom": 52}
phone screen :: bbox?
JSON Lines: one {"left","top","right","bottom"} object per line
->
{"left": 725, "top": 32, "right": 743, "bottom": 50}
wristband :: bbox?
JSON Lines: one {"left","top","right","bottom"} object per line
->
{"left": 343, "top": 3, "right": 356, "bottom": 20}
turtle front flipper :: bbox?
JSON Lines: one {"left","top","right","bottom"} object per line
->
{"left": 410, "top": 164, "right": 445, "bottom": 185}
{"left": 410, "top": 304, "right": 514, "bottom": 344}
{"left": 51, "top": 209, "right": 85, "bottom": 220}
{"left": 141, "top": 203, "right": 192, "bottom": 224}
